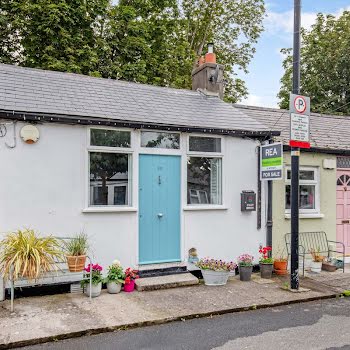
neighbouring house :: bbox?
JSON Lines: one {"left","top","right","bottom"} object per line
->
{"left": 235, "top": 104, "right": 350, "bottom": 260}
{"left": 0, "top": 56, "right": 279, "bottom": 297}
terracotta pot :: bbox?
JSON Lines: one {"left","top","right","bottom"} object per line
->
{"left": 66, "top": 255, "right": 86, "bottom": 272}
{"left": 274, "top": 260, "right": 288, "bottom": 275}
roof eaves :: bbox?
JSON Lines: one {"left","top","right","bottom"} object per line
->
{"left": 0, "top": 109, "right": 280, "bottom": 139}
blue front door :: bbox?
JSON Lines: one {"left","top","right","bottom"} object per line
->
{"left": 139, "top": 154, "right": 181, "bottom": 264}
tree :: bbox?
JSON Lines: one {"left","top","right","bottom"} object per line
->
{"left": 0, "top": 0, "right": 265, "bottom": 102}
{"left": 278, "top": 12, "right": 350, "bottom": 115}
{"left": 0, "top": 0, "right": 109, "bottom": 74}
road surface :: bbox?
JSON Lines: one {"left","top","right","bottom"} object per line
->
{"left": 15, "top": 297, "right": 350, "bottom": 350}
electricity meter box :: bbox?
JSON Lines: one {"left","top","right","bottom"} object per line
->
{"left": 241, "top": 191, "right": 256, "bottom": 212}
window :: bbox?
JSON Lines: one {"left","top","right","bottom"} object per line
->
{"left": 189, "top": 136, "right": 221, "bottom": 153}
{"left": 90, "top": 128, "right": 130, "bottom": 148}
{"left": 88, "top": 128, "right": 132, "bottom": 207}
{"left": 141, "top": 131, "right": 180, "bottom": 149}
{"left": 187, "top": 157, "right": 222, "bottom": 205}
{"left": 285, "top": 168, "right": 318, "bottom": 212}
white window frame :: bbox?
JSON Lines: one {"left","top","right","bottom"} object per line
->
{"left": 185, "top": 134, "right": 225, "bottom": 209}
{"left": 84, "top": 127, "right": 135, "bottom": 212}
{"left": 285, "top": 166, "right": 320, "bottom": 215}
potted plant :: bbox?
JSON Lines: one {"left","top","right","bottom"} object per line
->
{"left": 259, "top": 246, "right": 274, "bottom": 279}
{"left": 310, "top": 248, "right": 324, "bottom": 273}
{"left": 196, "top": 258, "right": 237, "bottom": 286}
{"left": 104, "top": 260, "right": 125, "bottom": 294}
{"left": 238, "top": 254, "right": 254, "bottom": 281}
{"left": 322, "top": 258, "right": 337, "bottom": 272}
{"left": 0, "top": 229, "right": 63, "bottom": 280}
{"left": 81, "top": 263, "right": 103, "bottom": 297}
{"left": 123, "top": 268, "right": 139, "bottom": 292}
{"left": 64, "top": 233, "right": 89, "bottom": 272}
{"left": 273, "top": 248, "right": 288, "bottom": 275}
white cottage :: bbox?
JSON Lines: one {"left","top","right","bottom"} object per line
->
{"left": 0, "top": 61, "right": 278, "bottom": 291}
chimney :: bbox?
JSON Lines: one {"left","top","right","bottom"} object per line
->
{"left": 192, "top": 43, "right": 225, "bottom": 99}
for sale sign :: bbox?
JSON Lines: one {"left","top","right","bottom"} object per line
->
{"left": 260, "top": 143, "right": 283, "bottom": 180}
{"left": 289, "top": 93, "right": 310, "bottom": 149}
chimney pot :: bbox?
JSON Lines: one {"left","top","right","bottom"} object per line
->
{"left": 205, "top": 43, "right": 216, "bottom": 64}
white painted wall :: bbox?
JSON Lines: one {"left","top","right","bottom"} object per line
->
{"left": 0, "top": 121, "right": 267, "bottom": 275}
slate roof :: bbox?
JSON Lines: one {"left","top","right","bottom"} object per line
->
{"left": 0, "top": 64, "right": 272, "bottom": 135}
{"left": 234, "top": 104, "right": 350, "bottom": 152}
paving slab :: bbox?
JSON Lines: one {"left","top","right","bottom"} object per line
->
{"left": 135, "top": 273, "right": 199, "bottom": 291}
{"left": 0, "top": 274, "right": 340, "bottom": 349}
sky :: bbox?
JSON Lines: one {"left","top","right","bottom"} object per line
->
{"left": 238, "top": 0, "right": 350, "bottom": 108}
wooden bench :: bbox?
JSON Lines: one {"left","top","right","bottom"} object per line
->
{"left": 285, "top": 231, "right": 345, "bottom": 275}
{"left": 2, "top": 237, "right": 93, "bottom": 312}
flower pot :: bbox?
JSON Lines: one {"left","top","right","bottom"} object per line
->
{"left": 84, "top": 282, "right": 102, "bottom": 297}
{"left": 322, "top": 262, "right": 337, "bottom": 272}
{"left": 311, "top": 261, "right": 322, "bottom": 273}
{"left": 201, "top": 269, "right": 230, "bottom": 286}
{"left": 124, "top": 280, "right": 135, "bottom": 292}
{"left": 274, "top": 260, "right": 288, "bottom": 275}
{"left": 107, "top": 281, "right": 122, "bottom": 294}
{"left": 239, "top": 265, "right": 253, "bottom": 281}
{"left": 260, "top": 263, "right": 273, "bottom": 279}
{"left": 66, "top": 255, "right": 86, "bottom": 272}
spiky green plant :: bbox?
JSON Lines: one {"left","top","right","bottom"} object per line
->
{"left": 0, "top": 229, "right": 63, "bottom": 280}
{"left": 64, "top": 232, "right": 89, "bottom": 256}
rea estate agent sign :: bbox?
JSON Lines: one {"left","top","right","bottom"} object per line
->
{"left": 289, "top": 94, "right": 311, "bottom": 149}
{"left": 260, "top": 143, "right": 283, "bottom": 180}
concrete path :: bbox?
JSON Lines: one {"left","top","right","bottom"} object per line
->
{"left": 0, "top": 274, "right": 346, "bottom": 348}
{"left": 12, "top": 297, "right": 350, "bottom": 350}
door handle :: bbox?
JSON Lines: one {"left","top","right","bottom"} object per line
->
{"left": 342, "top": 220, "right": 350, "bottom": 224}
{"left": 157, "top": 213, "right": 164, "bottom": 218}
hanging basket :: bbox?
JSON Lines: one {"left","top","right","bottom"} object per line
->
{"left": 66, "top": 255, "right": 86, "bottom": 272}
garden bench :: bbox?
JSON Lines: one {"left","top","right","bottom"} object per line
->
{"left": 285, "top": 231, "right": 345, "bottom": 276}
{"left": 2, "top": 237, "right": 93, "bottom": 312}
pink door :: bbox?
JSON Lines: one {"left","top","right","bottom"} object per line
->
{"left": 336, "top": 171, "right": 350, "bottom": 254}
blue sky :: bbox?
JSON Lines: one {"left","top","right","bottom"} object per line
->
{"left": 238, "top": 0, "right": 350, "bottom": 108}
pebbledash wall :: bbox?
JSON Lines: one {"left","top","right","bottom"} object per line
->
{"left": 0, "top": 121, "right": 267, "bottom": 270}
{"left": 272, "top": 151, "right": 337, "bottom": 254}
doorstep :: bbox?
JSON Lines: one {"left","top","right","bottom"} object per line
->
{"left": 135, "top": 273, "right": 199, "bottom": 291}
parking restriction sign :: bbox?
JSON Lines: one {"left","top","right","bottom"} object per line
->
{"left": 289, "top": 93, "right": 310, "bottom": 149}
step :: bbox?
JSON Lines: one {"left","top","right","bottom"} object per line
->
{"left": 138, "top": 264, "right": 187, "bottom": 278}
{"left": 135, "top": 273, "right": 199, "bottom": 292}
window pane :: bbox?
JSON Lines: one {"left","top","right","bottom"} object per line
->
{"left": 187, "top": 157, "right": 222, "bottom": 205}
{"left": 300, "top": 185, "right": 315, "bottom": 209}
{"left": 285, "top": 184, "right": 315, "bottom": 210}
{"left": 141, "top": 131, "right": 180, "bottom": 149}
{"left": 91, "top": 129, "right": 131, "bottom": 148}
{"left": 90, "top": 152, "right": 129, "bottom": 206}
{"left": 287, "top": 169, "right": 314, "bottom": 180}
{"left": 300, "top": 170, "right": 314, "bottom": 181}
{"left": 189, "top": 137, "right": 221, "bottom": 152}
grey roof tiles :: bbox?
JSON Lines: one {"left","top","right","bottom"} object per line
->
{"left": 235, "top": 104, "right": 350, "bottom": 152}
{"left": 0, "top": 64, "right": 269, "bottom": 133}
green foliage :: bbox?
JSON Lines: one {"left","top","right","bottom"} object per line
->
{"left": 279, "top": 12, "right": 350, "bottom": 115}
{"left": 64, "top": 233, "right": 89, "bottom": 256}
{"left": 0, "top": 0, "right": 265, "bottom": 102}
{"left": 0, "top": 229, "right": 63, "bottom": 280}
{"left": 104, "top": 263, "right": 125, "bottom": 284}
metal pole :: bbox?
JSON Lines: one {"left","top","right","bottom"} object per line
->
{"left": 290, "top": 0, "right": 301, "bottom": 290}
{"left": 266, "top": 140, "right": 273, "bottom": 252}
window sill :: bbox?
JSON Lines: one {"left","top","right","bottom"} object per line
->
{"left": 285, "top": 213, "right": 324, "bottom": 219}
{"left": 183, "top": 206, "right": 228, "bottom": 211}
{"left": 82, "top": 207, "right": 137, "bottom": 213}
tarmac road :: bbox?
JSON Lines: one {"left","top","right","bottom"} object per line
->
{"left": 14, "top": 297, "right": 350, "bottom": 350}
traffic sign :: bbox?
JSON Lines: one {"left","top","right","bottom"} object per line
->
{"left": 260, "top": 143, "right": 283, "bottom": 180}
{"left": 289, "top": 93, "right": 310, "bottom": 148}
{"left": 290, "top": 93, "right": 310, "bottom": 115}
